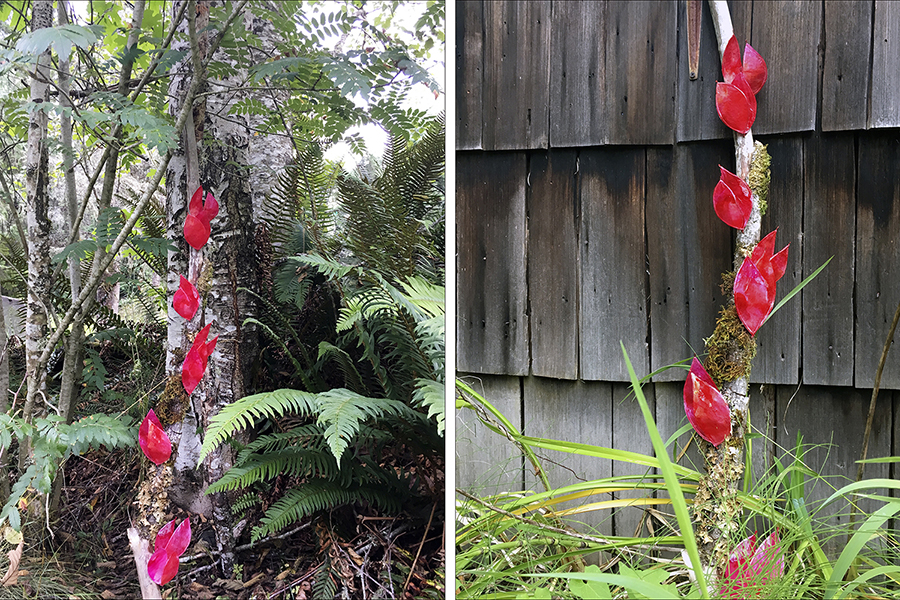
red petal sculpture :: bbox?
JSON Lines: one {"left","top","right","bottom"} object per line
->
{"left": 716, "top": 81, "right": 755, "bottom": 134}
{"left": 734, "top": 257, "right": 774, "bottom": 335}
{"left": 182, "top": 323, "right": 218, "bottom": 394}
{"left": 184, "top": 187, "right": 219, "bottom": 250}
{"left": 683, "top": 357, "right": 732, "bottom": 446}
{"left": 750, "top": 229, "right": 789, "bottom": 288}
{"left": 720, "top": 531, "right": 784, "bottom": 598}
{"left": 139, "top": 409, "right": 172, "bottom": 465}
{"left": 743, "top": 43, "right": 768, "bottom": 95}
{"left": 184, "top": 213, "right": 210, "bottom": 250}
{"left": 173, "top": 275, "right": 199, "bottom": 320}
{"left": 148, "top": 518, "right": 191, "bottom": 585}
{"left": 716, "top": 35, "right": 765, "bottom": 134}
{"left": 713, "top": 166, "right": 753, "bottom": 229}
{"left": 721, "top": 35, "right": 742, "bottom": 83}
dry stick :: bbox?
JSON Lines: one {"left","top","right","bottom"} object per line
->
{"left": 849, "top": 296, "right": 900, "bottom": 531}
{"left": 403, "top": 501, "right": 436, "bottom": 595}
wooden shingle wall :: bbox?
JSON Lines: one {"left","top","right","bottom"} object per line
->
{"left": 457, "top": 0, "right": 900, "bottom": 389}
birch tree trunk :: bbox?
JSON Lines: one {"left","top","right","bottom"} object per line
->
{"left": 21, "top": 0, "right": 53, "bottom": 469}
{"left": 692, "top": 0, "right": 770, "bottom": 581}
{"left": 161, "top": 0, "right": 261, "bottom": 574}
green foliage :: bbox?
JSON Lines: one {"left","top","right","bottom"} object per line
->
{"left": 203, "top": 118, "right": 445, "bottom": 541}
{"left": 0, "top": 412, "right": 135, "bottom": 531}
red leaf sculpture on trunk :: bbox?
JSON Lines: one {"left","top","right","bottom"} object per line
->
{"left": 715, "top": 35, "right": 768, "bottom": 134}
{"left": 182, "top": 323, "right": 218, "bottom": 394}
{"left": 183, "top": 186, "right": 219, "bottom": 250}
{"left": 683, "top": 357, "right": 732, "bottom": 446}
{"left": 138, "top": 409, "right": 172, "bottom": 465}
{"left": 172, "top": 275, "right": 199, "bottom": 320}
{"left": 713, "top": 165, "right": 753, "bottom": 229}
{"left": 735, "top": 230, "right": 789, "bottom": 335}
{"left": 147, "top": 518, "right": 191, "bottom": 585}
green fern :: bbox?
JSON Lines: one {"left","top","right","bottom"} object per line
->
{"left": 251, "top": 481, "right": 401, "bottom": 542}
{"left": 199, "top": 389, "right": 319, "bottom": 462}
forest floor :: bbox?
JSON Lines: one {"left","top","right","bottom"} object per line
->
{"left": 0, "top": 447, "right": 444, "bottom": 600}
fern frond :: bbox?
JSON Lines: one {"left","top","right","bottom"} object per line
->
{"left": 412, "top": 379, "right": 445, "bottom": 436}
{"left": 314, "top": 388, "right": 421, "bottom": 462}
{"left": 199, "top": 389, "right": 319, "bottom": 462}
{"left": 206, "top": 447, "right": 338, "bottom": 494}
{"left": 62, "top": 413, "right": 137, "bottom": 456}
{"left": 251, "top": 480, "right": 400, "bottom": 542}
{"left": 316, "top": 341, "right": 367, "bottom": 395}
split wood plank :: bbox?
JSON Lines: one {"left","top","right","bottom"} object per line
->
{"left": 870, "top": 1, "right": 900, "bottom": 128}
{"left": 802, "top": 134, "right": 855, "bottom": 386}
{"left": 523, "top": 377, "right": 614, "bottom": 539}
{"left": 777, "top": 385, "right": 890, "bottom": 556}
{"left": 580, "top": 148, "right": 648, "bottom": 381}
{"left": 749, "top": 1, "right": 821, "bottom": 135}
{"left": 750, "top": 137, "right": 802, "bottom": 385}
{"left": 604, "top": 0, "right": 677, "bottom": 145}
{"left": 456, "top": 151, "right": 529, "bottom": 375}
{"left": 482, "top": 0, "right": 551, "bottom": 150}
{"left": 456, "top": 374, "right": 524, "bottom": 495}
{"left": 646, "top": 143, "right": 734, "bottom": 381}
{"left": 456, "top": 0, "right": 484, "bottom": 150}
{"left": 549, "top": 1, "right": 607, "bottom": 147}
{"left": 822, "top": 0, "right": 872, "bottom": 132}
{"left": 528, "top": 150, "right": 580, "bottom": 380}
{"left": 855, "top": 133, "right": 900, "bottom": 389}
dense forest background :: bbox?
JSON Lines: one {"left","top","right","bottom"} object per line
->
{"left": 0, "top": 1, "right": 445, "bottom": 598}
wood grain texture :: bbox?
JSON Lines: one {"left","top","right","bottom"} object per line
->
{"left": 522, "top": 377, "right": 614, "bottom": 539}
{"left": 604, "top": 0, "right": 677, "bottom": 145}
{"left": 778, "top": 385, "right": 891, "bottom": 556}
{"left": 528, "top": 150, "right": 580, "bottom": 379}
{"left": 822, "top": 0, "right": 872, "bottom": 132}
{"left": 646, "top": 143, "right": 733, "bottom": 381}
{"left": 549, "top": 1, "right": 607, "bottom": 147}
{"left": 482, "top": 0, "right": 551, "bottom": 150}
{"left": 802, "top": 134, "right": 855, "bottom": 386}
{"left": 750, "top": 1, "right": 821, "bottom": 135}
{"left": 611, "top": 382, "right": 656, "bottom": 538}
{"left": 456, "top": 152, "right": 529, "bottom": 375}
{"left": 456, "top": 0, "right": 484, "bottom": 150}
{"left": 855, "top": 133, "right": 900, "bottom": 389}
{"left": 456, "top": 373, "right": 524, "bottom": 494}
{"left": 750, "top": 137, "right": 802, "bottom": 385}
{"left": 580, "top": 148, "right": 648, "bottom": 381}
{"left": 870, "top": 1, "right": 900, "bottom": 128}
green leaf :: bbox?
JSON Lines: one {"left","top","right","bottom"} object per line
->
{"left": 569, "top": 566, "right": 613, "bottom": 599}
{"left": 16, "top": 24, "right": 103, "bottom": 60}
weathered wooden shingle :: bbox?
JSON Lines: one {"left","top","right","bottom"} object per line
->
{"left": 604, "top": 0, "right": 677, "bottom": 145}
{"left": 646, "top": 143, "right": 733, "bottom": 381}
{"left": 482, "top": 0, "right": 551, "bottom": 150}
{"left": 750, "top": 137, "right": 802, "bottom": 385}
{"left": 456, "top": 152, "right": 529, "bottom": 375}
{"left": 870, "top": 1, "right": 900, "bottom": 128}
{"left": 528, "top": 150, "right": 579, "bottom": 379}
{"left": 549, "top": 1, "right": 607, "bottom": 147}
{"left": 802, "top": 134, "right": 855, "bottom": 386}
{"left": 456, "top": 0, "right": 484, "bottom": 150}
{"left": 579, "top": 148, "right": 648, "bottom": 380}
{"left": 750, "top": 1, "right": 821, "bottom": 135}
{"left": 822, "top": 0, "right": 872, "bottom": 132}
{"left": 855, "top": 133, "right": 900, "bottom": 389}
{"left": 522, "top": 377, "right": 613, "bottom": 536}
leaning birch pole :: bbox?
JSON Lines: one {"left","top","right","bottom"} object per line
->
{"left": 690, "top": 0, "right": 772, "bottom": 582}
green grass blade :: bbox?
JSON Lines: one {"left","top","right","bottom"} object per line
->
{"left": 764, "top": 256, "right": 831, "bottom": 325}
{"left": 621, "top": 343, "right": 709, "bottom": 599}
